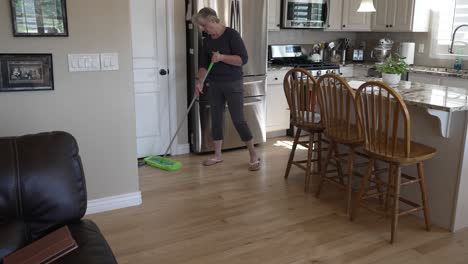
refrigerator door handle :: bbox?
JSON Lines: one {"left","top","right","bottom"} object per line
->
{"left": 230, "top": 0, "right": 235, "bottom": 29}
{"left": 237, "top": 0, "right": 242, "bottom": 35}
{"left": 243, "top": 80, "right": 263, "bottom": 85}
{"left": 244, "top": 99, "right": 262, "bottom": 106}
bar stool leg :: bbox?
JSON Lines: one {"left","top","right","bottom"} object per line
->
{"left": 334, "top": 144, "right": 345, "bottom": 185}
{"left": 346, "top": 147, "right": 355, "bottom": 216}
{"left": 374, "top": 162, "right": 384, "bottom": 206}
{"left": 391, "top": 165, "right": 402, "bottom": 244}
{"left": 316, "top": 141, "right": 335, "bottom": 198}
{"left": 304, "top": 133, "right": 314, "bottom": 192}
{"left": 417, "top": 162, "right": 432, "bottom": 232}
{"left": 384, "top": 164, "right": 394, "bottom": 217}
{"left": 285, "top": 128, "right": 301, "bottom": 179}
{"left": 350, "top": 158, "right": 375, "bottom": 221}
{"left": 316, "top": 132, "right": 322, "bottom": 175}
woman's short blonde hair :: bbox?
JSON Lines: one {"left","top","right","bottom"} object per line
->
{"left": 192, "top": 7, "right": 220, "bottom": 26}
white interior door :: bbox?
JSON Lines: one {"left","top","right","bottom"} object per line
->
{"left": 131, "top": 0, "right": 170, "bottom": 158}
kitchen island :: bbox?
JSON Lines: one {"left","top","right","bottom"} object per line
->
{"left": 348, "top": 78, "right": 468, "bottom": 231}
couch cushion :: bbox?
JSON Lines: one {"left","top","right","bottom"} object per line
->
{"left": 0, "top": 132, "right": 88, "bottom": 241}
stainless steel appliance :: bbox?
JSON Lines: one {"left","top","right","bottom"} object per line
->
{"left": 187, "top": 0, "right": 267, "bottom": 153}
{"left": 269, "top": 45, "right": 340, "bottom": 78}
{"left": 352, "top": 49, "right": 364, "bottom": 62}
{"left": 371, "top": 46, "right": 392, "bottom": 64}
{"left": 281, "top": 0, "right": 327, "bottom": 29}
{"left": 371, "top": 38, "right": 393, "bottom": 64}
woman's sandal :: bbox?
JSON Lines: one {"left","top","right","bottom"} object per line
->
{"left": 202, "top": 158, "right": 223, "bottom": 166}
{"left": 248, "top": 158, "right": 261, "bottom": 171}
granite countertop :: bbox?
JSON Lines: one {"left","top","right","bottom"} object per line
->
{"left": 350, "top": 62, "right": 468, "bottom": 79}
{"left": 347, "top": 77, "right": 468, "bottom": 112}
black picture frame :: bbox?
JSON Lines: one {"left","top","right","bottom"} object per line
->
{"left": 10, "top": 0, "right": 69, "bottom": 37}
{"left": 0, "top": 54, "right": 54, "bottom": 92}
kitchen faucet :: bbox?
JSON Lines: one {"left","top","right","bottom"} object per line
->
{"left": 449, "top": 24, "right": 468, "bottom": 54}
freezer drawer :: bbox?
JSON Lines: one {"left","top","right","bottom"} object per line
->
{"left": 191, "top": 96, "right": 266, "bottom": 153}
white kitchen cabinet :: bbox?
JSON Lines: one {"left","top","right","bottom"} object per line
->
{"left": 326, "top": 0, "right": 371, "bottom": 32}
{"left": 341, "top": 0, "right": 371, "bottom": 31}
{"left": 371, "top": 0, "right": 429, "bottom": 32}
{"left": 325, "top": 0, "right": 343, "bottom": 31}
{"left": 372, "top": 0, "right": 396, "bottom": 31}
{"left": 266, "top": 69, "right": 290, "bottom": 132}
{"left": 268, "top": 0, "right": 281, "bottom": 31}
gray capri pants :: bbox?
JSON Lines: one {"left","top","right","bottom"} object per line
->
{"left": 208, "top": 79, "right": 253, "bottom": 142}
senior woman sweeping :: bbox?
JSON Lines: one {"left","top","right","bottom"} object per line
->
{"left": 192, "top": 7, "right": 260, "bottom": 171}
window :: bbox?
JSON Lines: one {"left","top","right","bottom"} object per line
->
{"left": 432, "top": 0, "right": 468, "bottom": 57}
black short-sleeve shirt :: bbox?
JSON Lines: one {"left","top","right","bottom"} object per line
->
{"left": 199, "top": 27, "right": 248, "bottom": 82}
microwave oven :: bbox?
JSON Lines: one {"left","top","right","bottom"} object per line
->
{"left": 281, "top": 0, "right": 327, "bottom": 29}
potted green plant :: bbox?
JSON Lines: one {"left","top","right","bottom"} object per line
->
{"left": 376, "top": 53, "right": 409, "bottom": 85}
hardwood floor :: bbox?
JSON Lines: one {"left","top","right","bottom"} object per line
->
{"left": 88, "top": 137, "right": 468, "bottom": 264}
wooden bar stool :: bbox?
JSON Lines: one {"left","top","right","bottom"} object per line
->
{"left": 283, "top": 68, "right": 325, "bottom": 192}
{"left": 352, "top": 81, "right": 436, "bottom": 244}
{"left": 315, "top": 74, "right": 366, "bottom": 215}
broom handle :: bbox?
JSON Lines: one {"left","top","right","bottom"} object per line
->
{"left": 163, "top": 62, "right": 215, "bottom": 157}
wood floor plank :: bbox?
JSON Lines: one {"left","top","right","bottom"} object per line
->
{"left": 88, "top": 137, "right": 465, "bottom": 263}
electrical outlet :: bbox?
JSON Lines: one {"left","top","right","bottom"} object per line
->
{"left": 418, "top": 43, "right": 425, "bottom": 53}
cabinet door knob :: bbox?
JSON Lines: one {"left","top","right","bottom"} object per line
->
{"left": 390, "top": 25, "right": 393, "bottom": 28}
{"left": 386, "top": 25, "right": 389, "bottom": 28}
{"left": 328, "top": 25, "right": 331, "bottom": 28}
{"left": 342, "top": 25, "right": 346, "bottom": 28}
{"left": 274, "top": 77, "right": 278, "bottom": 80}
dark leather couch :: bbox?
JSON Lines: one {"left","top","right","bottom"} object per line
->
{"left": 0, "top": 131, "right": 117, "bottom": 263}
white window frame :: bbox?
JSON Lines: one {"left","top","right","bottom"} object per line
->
{"left": 431, "top": 0, "right": 468, "bottom": 59}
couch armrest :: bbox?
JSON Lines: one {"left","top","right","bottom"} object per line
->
{"left": 0, "top": 221, "right": 28, "bottom": 263}
{"left": 53, "top": 219, "right": 117, "bottom": 264}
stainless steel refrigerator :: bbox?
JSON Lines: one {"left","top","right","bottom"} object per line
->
{"left": 186, "top": 0, "right": 267, "bottom": 153}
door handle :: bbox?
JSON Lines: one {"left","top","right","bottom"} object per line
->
{"left": 159, "top": 69, "right": 168, "bottom": 75}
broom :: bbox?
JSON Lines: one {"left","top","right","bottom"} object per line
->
{"left": 144, "top": 61, "right": 215, "bottom": 171}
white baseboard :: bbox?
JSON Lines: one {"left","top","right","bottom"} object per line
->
{"left": 174, "top": 143, "right": 190, "bottom": 155}
{"left": 86, "top": 191, "right": 142, "bottom": 215}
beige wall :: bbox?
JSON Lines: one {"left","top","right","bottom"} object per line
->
{"left": 174, "top": 0, "right": 188, "bottom": 145}
{"left": 0, "top": 0, "right": 139, "bottom": 200}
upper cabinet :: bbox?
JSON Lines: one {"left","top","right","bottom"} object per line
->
{"left": 371, "top": 0, "right": 429, "bottom": 32}
{"left": 325, "top": 0, "right": 371, "bottom": 32}
{"left": 268, "top": 0, "right": 281, "bottom": 31}
{"left": 325, "top": 0, "right": 343, "bottom": 31}
{"left": 267, "top": 0, "right": 429, "bottom": 32}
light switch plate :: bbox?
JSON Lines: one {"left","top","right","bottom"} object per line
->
{"left": 68, "top": 54, "right": 101, "bottom": 72}
{"left": 100, "top": 53, "right": 119, "bottom": 71}
{"left": 418, "top": 43, "right": 425, "bottom": 53}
